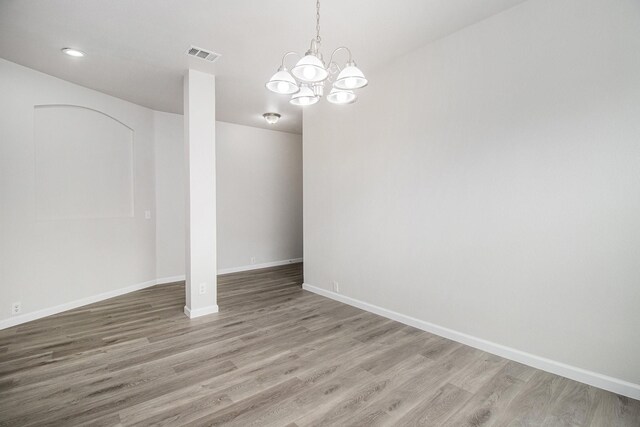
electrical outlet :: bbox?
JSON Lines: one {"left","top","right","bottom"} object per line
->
{"left": 250, "top": 257, "right": 256, "bottom": 264}
{"left": 11, "top": 302, "right": 21, "bottom": 315}
{"left": 332, "top": 281, "right": 339, "bottom": 293}
{"left": 199, "top": 283, "right": 206, "bottom": 294}
{"left": 144, "top": 210, "right": 152, "bottom": 220}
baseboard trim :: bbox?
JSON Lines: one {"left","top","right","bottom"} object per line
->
{"left": 218, "top": 258, "right": 303, "bottom": 275}
{"left": 0, "top": 279, "right": 158, "bottom": 330}
{"left": 184, "top": 304, "right": 219, "bottom": 318}
{"left": 302, "top": 283, "right": 640, "bottom": 400}
{"left": 0, "top": 260, "right": 304, "bottom": 331}
{"left": 156, "top": 275, "right": 186, "bottom": 285}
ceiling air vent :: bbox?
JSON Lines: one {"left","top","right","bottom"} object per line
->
{"left": 186, "top": 46, "right": 221, "bottom": 63}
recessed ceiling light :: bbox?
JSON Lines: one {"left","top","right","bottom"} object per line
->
{"left": 263, "top": 112, "right": 281, "bottom": 124}
{"left": 61, "top": 48, "right": 85, "bottom": 57}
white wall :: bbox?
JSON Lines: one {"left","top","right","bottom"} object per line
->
{"left": 303, "top": 0, "right": 640, "bottom": 393}
{"left": 154, "top": 111, "right": 185, "bottom": 280}
{"left": 0, "top": 59, "right": 303, "bottom": 326}
{"left": 216, "top": 122, "right": 303, "bottom": 271}
{"left": 0, "top": 58, "right": 156, "bottom": 325}
{"left": 154, "top": 118, "right": 303, "bottom": 277}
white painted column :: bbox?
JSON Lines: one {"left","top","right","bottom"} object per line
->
{"left": 183, "top": 69, "right": 218, "bottom": 318}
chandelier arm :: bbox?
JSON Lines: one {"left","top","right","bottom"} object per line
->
{"left": 327, "top": 62, "right": 342, "bottom": 80}
{"left": 328, "top": 46, "right": 353, "bottom": 66}
{"left": 280, "top": 51, "right": 301, "bottom": 69}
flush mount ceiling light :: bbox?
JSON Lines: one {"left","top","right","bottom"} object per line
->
{"left": 61, "top": 48, "right": 85, "bottom": 57}
{"left": 265, "top": 0, "right": 367, "bottom": 106}
{"left": 263, "top": 112, "right": 281, "bottom": 124}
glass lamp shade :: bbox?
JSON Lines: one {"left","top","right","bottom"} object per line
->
{"left": 291, "top": 54, "right": 329, "bottom": 83}
{"left": 334, "top": 62, "right": 368, "bottom": 90}
{"left": 290, "top": 86, "right": 319, "bottom": 106}
{"left": 266, "top": 69, "right": 299, "bottom": 94}
{"left": 327, "top": 88, "right": 357, "bottom": 105}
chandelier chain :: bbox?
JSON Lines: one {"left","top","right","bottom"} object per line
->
{"left": 315, "top": 0, "right": 321, "bottom": 43}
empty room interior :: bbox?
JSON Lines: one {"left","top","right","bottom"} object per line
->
{"left": 1, "top": 0, "right": 639, "bottom": 425}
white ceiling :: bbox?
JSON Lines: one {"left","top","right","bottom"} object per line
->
{"left": 0, "top": 0, "right": 526, "bottom": 134}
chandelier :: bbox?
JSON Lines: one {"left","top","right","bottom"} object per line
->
{"left": 265, "top": 0, "right": 368, "bottom": 105}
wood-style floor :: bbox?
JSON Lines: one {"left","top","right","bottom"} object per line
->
{"left": 1, "top": 263, "right": 638, "bottom": 426}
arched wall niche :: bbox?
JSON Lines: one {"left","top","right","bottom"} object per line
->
{"left": 34, "top": 104, "right": 135, "bottom": 219}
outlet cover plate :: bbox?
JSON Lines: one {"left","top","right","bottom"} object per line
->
{"left": 11, "top": 302, "right": 21, "bottom": 315}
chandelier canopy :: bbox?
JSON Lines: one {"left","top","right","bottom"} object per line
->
{"left": 265, "top": 0, "right": 368, "bottom": 106}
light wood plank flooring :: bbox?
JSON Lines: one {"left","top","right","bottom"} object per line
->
{"left": 0, "top": 263, "right": 638, "bottom": 426}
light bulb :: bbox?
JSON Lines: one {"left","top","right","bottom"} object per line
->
{"left": 327, "top": 88, "right": 356, "bottom": 104}
{"left": 292, "top": 54, "right": 328, "bottom": 83}
{"left": 277, "top": 81, "right": 288, "bottom": 92}
{"left": 303, "top": 66, "right": 316, "bottom": 80}
{"left": 344, "top": 77, "right": 358, "bottom": 88}
{"left": 334, "top": 63, "right": 368, "bottom": 90}
{"left": 290, "top": 86, "right": 319, "bottom": 106}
